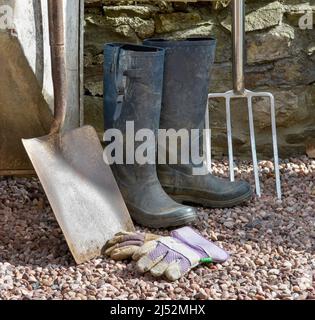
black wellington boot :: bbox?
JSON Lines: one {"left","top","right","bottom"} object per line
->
{"left": 103, "top": 43, "right": 197, "bottom": 228}
{"left": 143, "top": 38, "right": 252, "bottom": 208}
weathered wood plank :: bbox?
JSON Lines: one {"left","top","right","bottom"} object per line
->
{"left": 0, "top": 31, "right": 52, "bottom": 175}
{"left": 0, "top": 0, "right": 84, "bottom": 174}
{"left": 0, "top": 0, "right": 84, "bottom": 130}
{"left": 64, "top": 0, "right": 84, "bottom": 130}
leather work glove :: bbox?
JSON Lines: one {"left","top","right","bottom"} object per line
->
{"left": 132, "top": 227, "right": 230, "bottom": 281}
{"left": 105, "top": 231, "right": 160, "bottom": 260}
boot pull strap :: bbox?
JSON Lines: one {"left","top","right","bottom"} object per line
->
{"left": 114, "top": 69, "right": 144, "bottom": 122}
{"left": 111, "top": 46, "right": 125, "bottom": 95}
{"left": 110, "top": 46, "right": 126, "bottom": 121}
{"left": 110, "top": 46, "right": 144, "bottom": 121}
{"left": 111, "top": 46, "right": 144, "bottom": 92}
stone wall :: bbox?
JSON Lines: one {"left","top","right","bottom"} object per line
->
{"left": 84, "top": 0, "right": 315, "bottom": 158}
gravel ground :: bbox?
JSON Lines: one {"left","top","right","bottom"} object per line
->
{"left": 0, "top": 157, "right": 314, "bottom": 300}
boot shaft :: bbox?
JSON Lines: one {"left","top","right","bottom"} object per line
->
{"left": 104, "top": 43, "right": 165, "bottom": 134}
{"left": 103, "top": 43, "right": 165, "bottom": 179}
{"left": 143, "top": 38, "right": 216, "bottom": 169}
{"left": 143, "top": 38, "right": 216, "bottom": 132}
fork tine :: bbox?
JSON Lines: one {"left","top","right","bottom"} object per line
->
{"left": 269, "top": 94, "right": 282, "bottom": 200}
{"left": 207, "top": 90, "right": 281, "bottom": 199}
{"left": 226, "top": 97, "right": 235, "bottom": 182}
{"left": 247, "top": 95, "right": 261, "bottom": 197}
{"left": 205, "top": 100, "right": 212, "bottom": 173}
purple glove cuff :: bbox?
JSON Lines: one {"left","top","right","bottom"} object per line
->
{"left": 171, "top": 227, "right": 230, "bottom": 263}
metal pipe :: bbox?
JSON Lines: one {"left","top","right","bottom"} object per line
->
{"left": 232, "top": 0, "right": 245, "bottom": 94}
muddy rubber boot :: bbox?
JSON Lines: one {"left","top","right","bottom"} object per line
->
{"left": 103, "top": 43, "right": 197, "bottom": 228}
{"left": 143, "top": 38, "right": 252, "bottom": 208}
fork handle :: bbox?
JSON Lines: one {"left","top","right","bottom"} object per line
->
{"left": 232, "top": 0, "right": 245, "bottom": 94}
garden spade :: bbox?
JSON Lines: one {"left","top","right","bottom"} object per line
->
{"left": 22, "top": 0, "right": 135, "bottom": 264}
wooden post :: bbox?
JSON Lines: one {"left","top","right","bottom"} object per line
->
{"left": 64, "top": 0, "right": 84, "bottom": 130}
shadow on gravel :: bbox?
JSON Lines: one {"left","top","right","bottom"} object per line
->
{"left": 0, "top": 177, "right": 75, "bottom": 268}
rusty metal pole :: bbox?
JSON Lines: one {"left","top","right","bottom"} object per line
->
{"left": 47, "top": 0, "right": 67, "bottom": 134}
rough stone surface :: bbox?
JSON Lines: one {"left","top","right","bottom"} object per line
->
{"left": 84, "top": 0, "right": 315, "bottom": 158}
{"left": 284, "top": 3, "right": 315, "bottom": 26}
{"left": 104, "top": 5, "right": 159, "bottom": 19}
{"left": 155, "top": 12, "right": 203, "bottom": 34}
{"left": 220, "top": 1, "right": 284, "bottom": 32}
{"left": 247, "top": 24, "right": 295, "bottom": 64}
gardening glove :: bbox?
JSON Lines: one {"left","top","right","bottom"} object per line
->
{"left": 132, "top": 227, "right": 230, "bottom": 281}
{"left": 105, "top": 231, "right": 160, "bottom": 260}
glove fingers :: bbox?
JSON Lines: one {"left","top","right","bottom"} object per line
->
{"left": 117, "top": 240, "right": 144, "bottom": 248}
{"left": 136, "top": 242, "right": 169, "bottom": 273}
{"left": 104, "top": 243, "right": 119, "bottom": 256}
{"left": 106, "top": 241, "right": 144, "bottom": 257}
{"left": 105, "top": 240, "right": 143, "bottom": 257}
{"left": 164, "top": 261, "right": 183, "bottom": 281}
{"left": 132, "top": 240, "right": 157, "bottom": 261}
{"left": 149, "top": 250, "right": 175, "bottom": 277}
{"left": 120, "top": 233, "right": 145, "bottom": 242}
{"left": 110, "top": 246, "right": 139, "bottom": 261}
{"left": 106, "top": 232, "right": 144, "bottom": 247}
{"left": 150, "top": 251, "right": 190, "bottom": 280}
{"left": 149, "top": 259, "right": 169, "bottom": 277}
{"left": 106, "top": 234, "right": 130, "bottom": 247}
{"left": 137, "top": 254, "right": 165, "bottom": 273}
{"left": 111, "top": 231, "right": 134, "bottom": 238}
{"left": 144, "top": 233, "right": 161, "bottom": 242}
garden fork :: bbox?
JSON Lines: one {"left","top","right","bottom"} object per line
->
{"left": 206, "top": 0, "right": 281, "bottom": 199}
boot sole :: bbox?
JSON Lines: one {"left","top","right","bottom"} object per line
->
{"left": 128, "top": 207, "right": 197, "bottom": 229}
{"left": 168, "top": 189, "right": 253, "bottom": 208}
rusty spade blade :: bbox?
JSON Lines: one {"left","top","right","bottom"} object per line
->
{"left": 22, "top": 0, "right": 135, "bottom": 264}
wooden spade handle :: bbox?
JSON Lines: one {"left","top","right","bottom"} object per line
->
{"left": 47, "top": 0, "right": 67, "bottom": 134}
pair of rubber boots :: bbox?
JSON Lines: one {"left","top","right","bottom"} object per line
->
{"left": 103, "top": 38, "right": 252, "bottom": 228}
